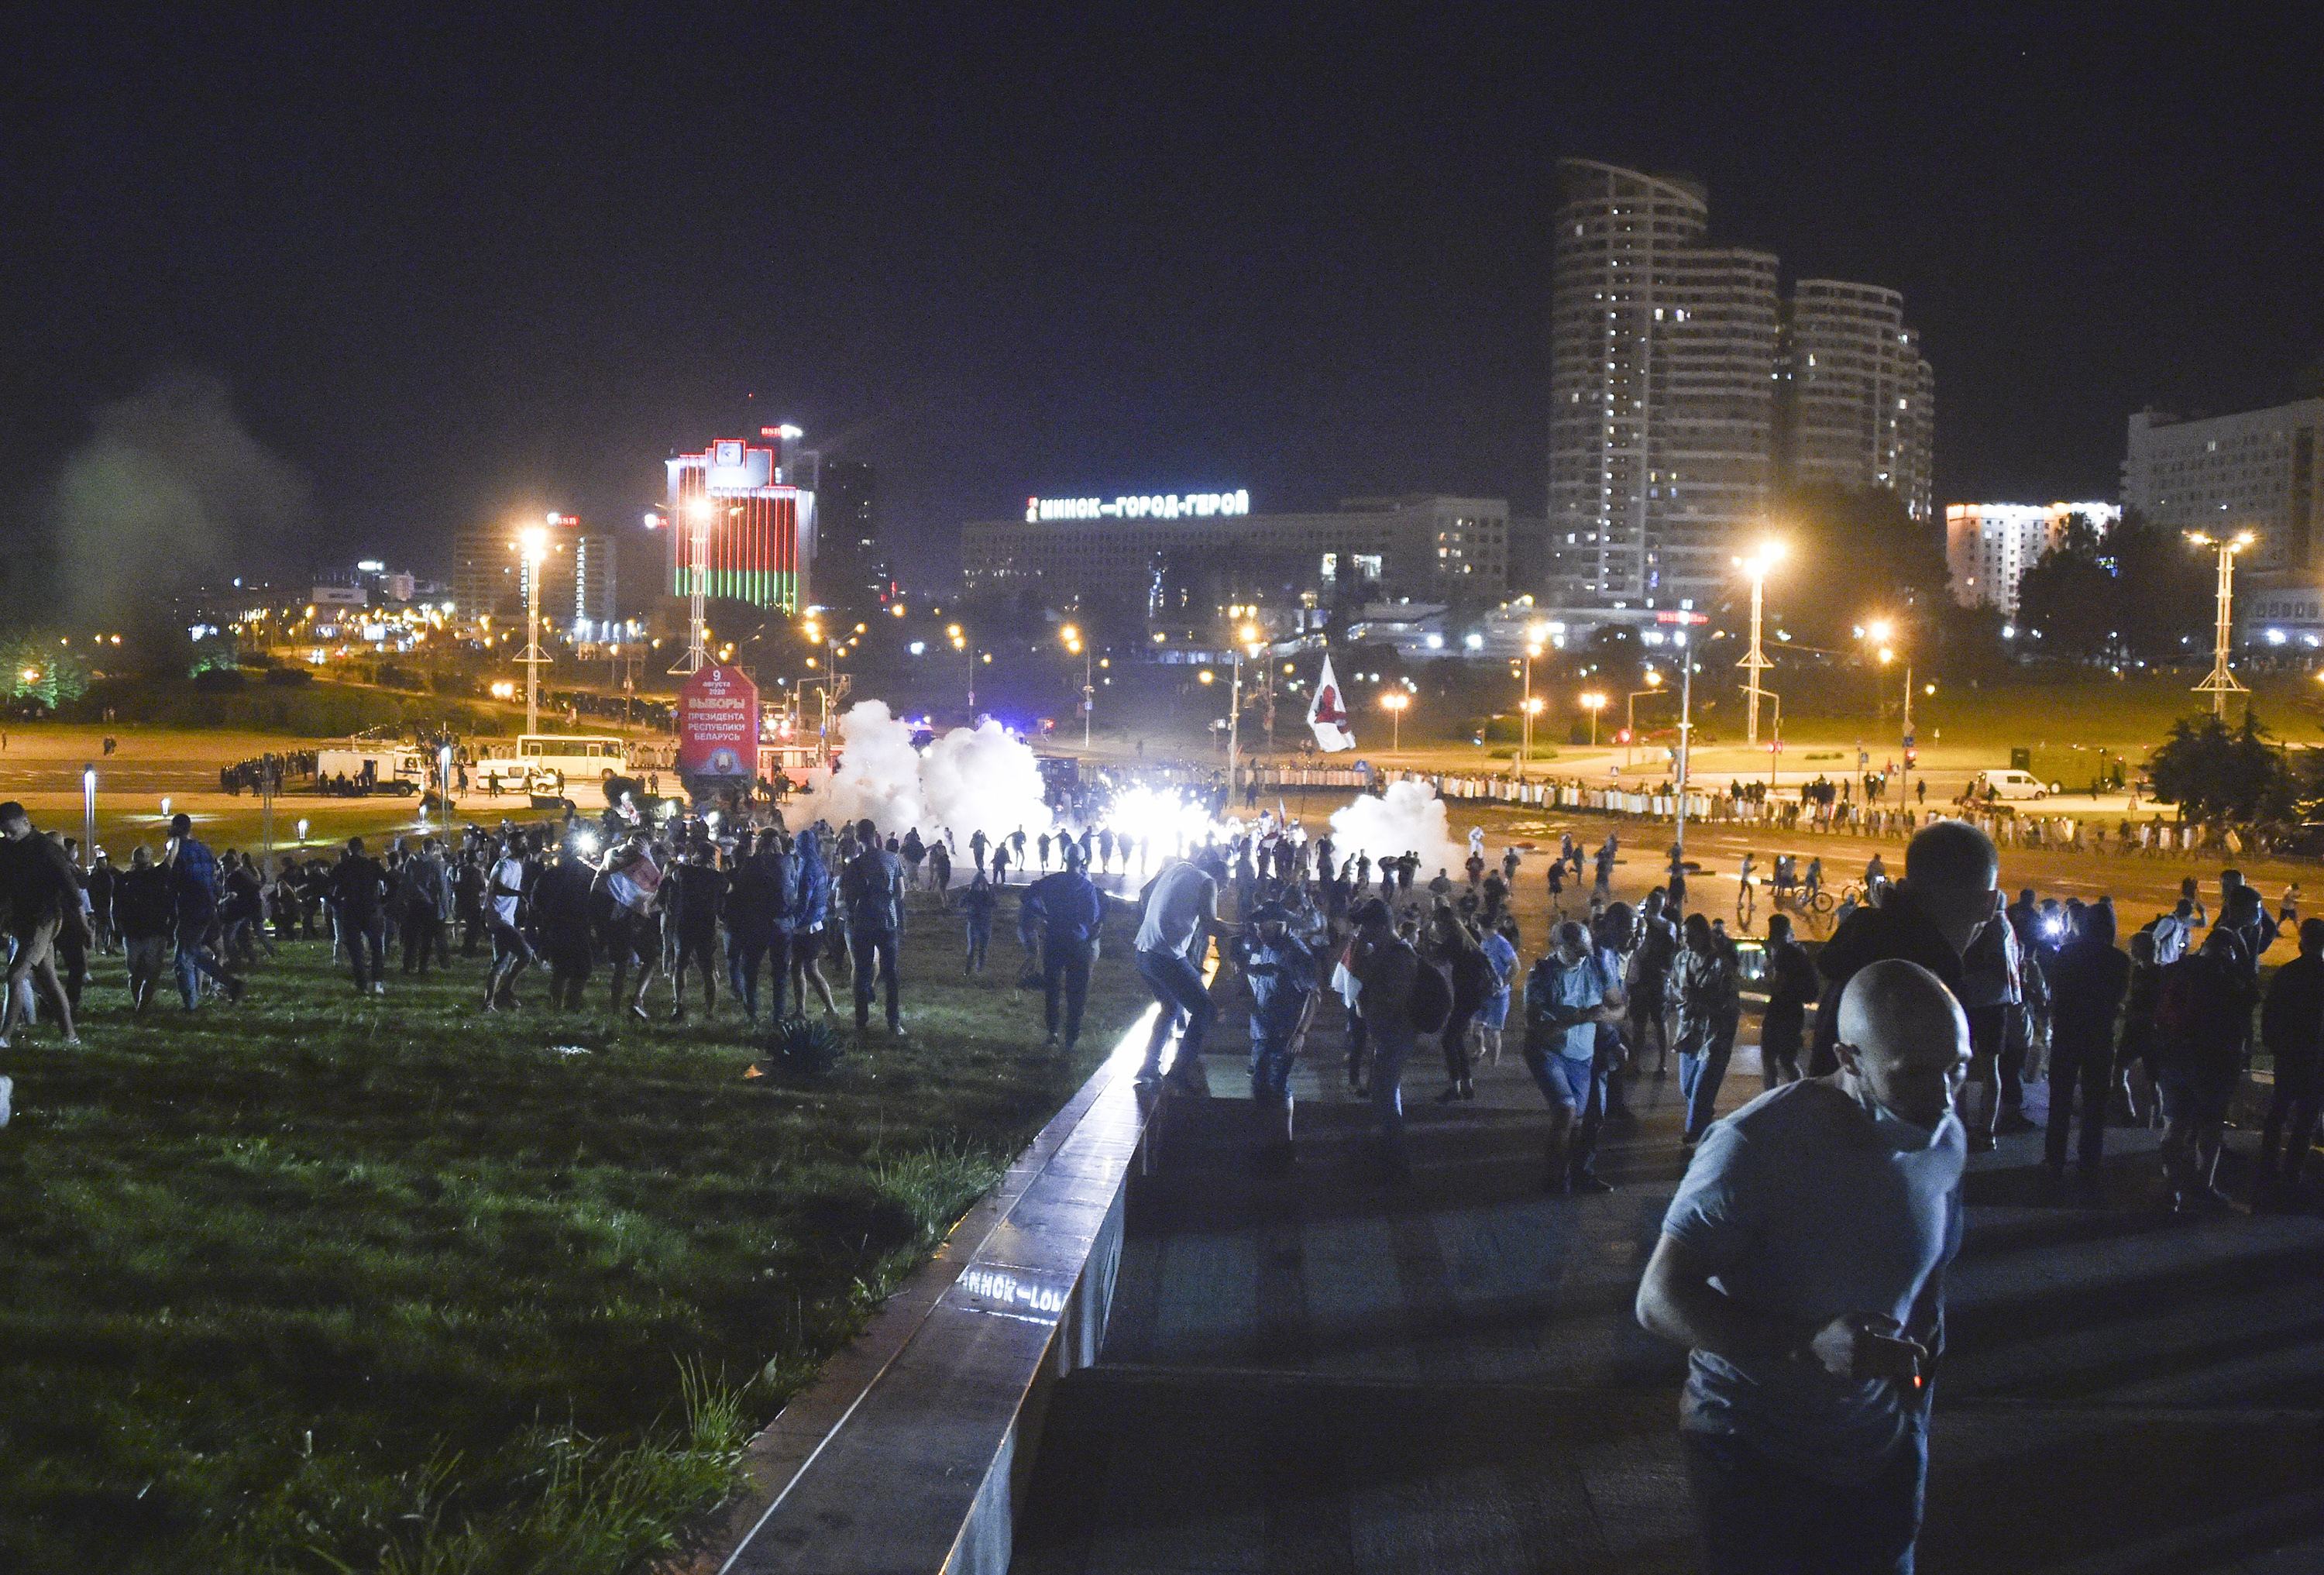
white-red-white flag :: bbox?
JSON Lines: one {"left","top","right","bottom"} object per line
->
{"left": 1308, "top": 655, "right": 1356, "bottom": 752}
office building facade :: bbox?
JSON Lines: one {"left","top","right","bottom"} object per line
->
{"left": 1545, "top": 160, "right": 1932, "bottom": 607}
{"left": 962, "top": 493, "right": 1507, "bottom": 607}
{"left": 663, "top": 436, "right": 816, "bottom": 612}
{"left": 1779, "top": 280, "right": 1934, "bottom": 520}
{"left": 452, "top": 514, "right": 617, "bottom": 631}
{"left": 2123, "top": 400, "right": 2324, "bottom": 641}
{"left": 1944, "top": 501, "right": 2119, "bottom": 615}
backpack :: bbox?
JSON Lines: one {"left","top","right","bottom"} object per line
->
{"left": 2152, "top": 958, "right": 2205, "bottom": 1047}
{"left": 1409, "top": 956, "right": 1453, "bottom": 1033}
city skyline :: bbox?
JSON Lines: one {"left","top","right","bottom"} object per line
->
{"left": 3, "top": 12, "right": 2320, "bottom": 598}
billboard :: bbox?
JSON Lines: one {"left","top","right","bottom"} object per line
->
{"left": 678, "top": 663, "right": 760, "bottom": 779}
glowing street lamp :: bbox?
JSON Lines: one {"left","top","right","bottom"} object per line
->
{"left": 2187, "top": 529, "right": 2257, "bottom": 717}
{"left": 1228, "top": 621, "right": 1265, "bottom": 794}
{"left": 1380, "top": 689, "right": 1410, "bottom": 752}
{"left": 1860, "top": 617, "right": 1914, "bottom": 763}
{"left": 1060, "top": 624, "right": 1093, "bottom": 749}
{"left": 1579, "top": 690, "right": 1607, "bottom": 747}
{"left": 1625, "top": 669, "right": 1665, "bottom": 765}
{"left": 1518, "top": 626, "right": 1548, "bottom": 777}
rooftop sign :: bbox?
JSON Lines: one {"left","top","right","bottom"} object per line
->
{"left": 1026, "top": 490, "right": 1250, "bottom": 523}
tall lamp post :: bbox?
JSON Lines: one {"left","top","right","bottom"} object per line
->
{"left": 1380, "top": 689, "right": 1409, "bottom": 752}
{"left": 1864, "top": 618, "right": 1913, "bottom": 766}
{"left": 1518, "top": 625, "right": 1547, "bottom": 776}
{"left": 2188, "top": 529, "right": 2256, "bottom": 717}
{"left": 1579, "top": 690, "right": 1606, "bottom": 747}
{"left": 517, "top": 524, "right": 548, "bottom": 736}
{"left": 1624, "top": 669, "right": 1665, "bottom": 765}
{"left": 670, "top": 497, "right": 717, "bottom": 676}
{"left": 1061, "top": 624, "right": 1093, "bottom": 748}
{"left": 1734, "top": 540, "right": 1784, "bottom": 746}
{"left": 1226, "top": 621, "right": 1261, "bottom": 796}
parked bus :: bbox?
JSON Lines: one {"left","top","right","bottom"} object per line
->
{"left": 472, "top": 734, "right": 631, "bottom": 798}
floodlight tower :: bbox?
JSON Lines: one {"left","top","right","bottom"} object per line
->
{"left": 517, "top": 524, "right": 548, "bottom": 735}
{"left": 2187, "top": 529, "right": 2256, "bottom": 717}
{"left": 672, "top": 497, "right": 713, "bottom": 675}
{"left": 1734, "top": 540, "right": 1783, "bottom": 745}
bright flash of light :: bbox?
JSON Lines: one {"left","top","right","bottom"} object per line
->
{"left": 1098, "top": 786, "right": 1240, "bottom": 860}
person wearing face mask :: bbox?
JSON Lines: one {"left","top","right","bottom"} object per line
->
{"left": 1809, "top": 820, "right": 1998, "bottom": 1078}
{"left": 1637, "top": 959, "right": 1970, "bottom": 1575}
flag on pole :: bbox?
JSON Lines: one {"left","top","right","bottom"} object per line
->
{"left": 1308, "top": 655, "right": 1356, "bottom": 752}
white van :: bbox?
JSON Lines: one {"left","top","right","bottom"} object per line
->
{"left": 1973, "top": 768, "right": 2058, "bottom": 801}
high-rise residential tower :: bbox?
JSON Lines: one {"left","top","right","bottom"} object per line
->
{"left": 1777, "top": 280, "right": 1935, "bottom": 520}
{"left": 1545, "top": 160, "right": 1934, "bottom": 606}
{"left": 1545, "top": 160, "right": 1779, "bottom": 607}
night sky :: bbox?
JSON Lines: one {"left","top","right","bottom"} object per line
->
{"left": 4, "top": 8, "right": 2319, "bottom": 594}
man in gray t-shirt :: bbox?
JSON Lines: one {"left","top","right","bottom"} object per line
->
{"left": 1637, "top": 958, "right": 1969, "bottom": 1575}
{"left": 1133, "top": 856, "right": 1235, "bottom": 1085}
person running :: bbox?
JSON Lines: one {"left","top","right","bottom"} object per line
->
{"left": 1236, "top": 899, "right": 1317, "bottom": 1161}
{"left": 1426, "top": 908, "right": 1494, "bottom": 1104}
{"left": 1758, "top": 913, "right": 1815, "bottom": 1088}
{"left": 789, "top": 827, "right": 840, "bottom": 1016}
{"left": 958, "top": 869, "right": 998, "bottom": 972}
{"left": 1525, "top": 918, "right": 1623, "bottom": 1194}
{"left": 1638, "top": 960, "right": 1968, "bottom": 1575}
{"left": 1474, "top": 914, "right": 1518, "bottom": 1068}
{"left": 1021, "top": 843, "right": 1105, "bottom": 1052}
{"left": 164, "top": 813, "right": 243, "bottom": 1009}
{"left": 535, "top": 835, "right": 596, "bottom": 1012}
{"left": 841, "top": 817, "right": 908, "bottom": 1037}
{"left": 663, "top": 841, "right": 726, "bottom": 1020}
{"left": 1349, "top": 896, "right": 1420, "bottom": 1174}
{"left": 0, "top": 803, "right": 89, "bottom": 1047}
{"left": 481, "top": 834, "right": 535, "bottom": 1011}
{"left": 330, "top": 836, "right": 389, "bottom": 995}
{"left": 1133, "top": 854, "right": 1233, "bottom": 1086}
{"left": 1668, "top": 913, "right": 1742, "bottom": 1144}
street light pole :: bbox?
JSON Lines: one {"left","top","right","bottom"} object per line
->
{"left": 2188, "top": 530, "right": 2255, "bottom": 717}
{"left": 1734, "top": 542, "right": 1783, "bottom": 747}
{"left": 1518, "top": 633, "right": 1545, "bottom": 777}
{"left": 1675, "top": 628, "right": 1696, "bottom": 865}
{"left": 518, "top": 524, "right": 548, "bottom": 736}
{"left": 1580, "top": 692, "right": 1605, "bottom": 747}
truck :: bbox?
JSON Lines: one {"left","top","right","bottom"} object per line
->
{"left": 314, "top": 745, "right": 428, "bottom": 796}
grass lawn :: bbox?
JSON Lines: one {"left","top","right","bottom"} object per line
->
{"left": 0, "top": 899, "right": 1147, "bottom": 1574}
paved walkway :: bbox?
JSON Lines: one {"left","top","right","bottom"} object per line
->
{"left": 1012, "top": 995, "right": 2324, "bottom": 1574}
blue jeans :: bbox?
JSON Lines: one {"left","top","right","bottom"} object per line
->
{"left": 1250, "top": 1030, "right": 1295, "bottom": 1102}
{"left": 1679, "top": 1014, "right": 1739, "bottom": 1140}
{"left": 851, "top": 927, "right": 901, "bottom": 1030}
{"left": 1136, "top": 947, "right": 1213, "bottom": 1078}
{"left": 174, "top": 919, "right": 235, "bottom": 1008}
{"left": 1681, "top": 1426, "right": 1925, "bottom": 1574}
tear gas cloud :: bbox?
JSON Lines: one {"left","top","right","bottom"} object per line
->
{"left": 1325, "top": 779, "right": 1468, "bottom": 879}
{"left": 49, "top": 370, "right": 308, "bottom": 631}
{"left": 796, "top": 701, "right": 1052, "bottom": 841}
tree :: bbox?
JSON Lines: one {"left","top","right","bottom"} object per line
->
{"left": 2014, "top": 536, "right": 2116, "bottom": 662}
{"left": 2107, "top": 511, "right": 2212, "bottom": 663}
{"left": 1767, "top": 485, "right": 1951, "bottom": 649}
{"left": 2147, "top": 710, "right": 2295, "bottom": 823}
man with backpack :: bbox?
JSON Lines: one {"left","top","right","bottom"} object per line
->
{"left": 1527, "top": 918, "right": 1625, "bottom": 1194}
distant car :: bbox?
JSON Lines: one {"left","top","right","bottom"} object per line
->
{"left": 1974, "top": 768, "right": 2059, "bottom": 801}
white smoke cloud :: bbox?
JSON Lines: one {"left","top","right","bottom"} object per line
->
{"left": 1325, "top": 779, "right": 1468, "bottom": 879}
{"left": 50, "top": 370, "right": 308, "bottom": 630}
{"left": 793, "top": 701, "right": 1052, "bottom": 844}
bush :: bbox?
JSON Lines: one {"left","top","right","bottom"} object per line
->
{"left": 191, "top": 667, "right": 248, "bottom": 693}
{"left": 376, "top": 664, "right": 428, "bottom": 692}
{"left": 758, "top": 1016, "right": 844, "bottom": 1078}
{"left": 264, "top": 666, "right": 313, "bottom": 688}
